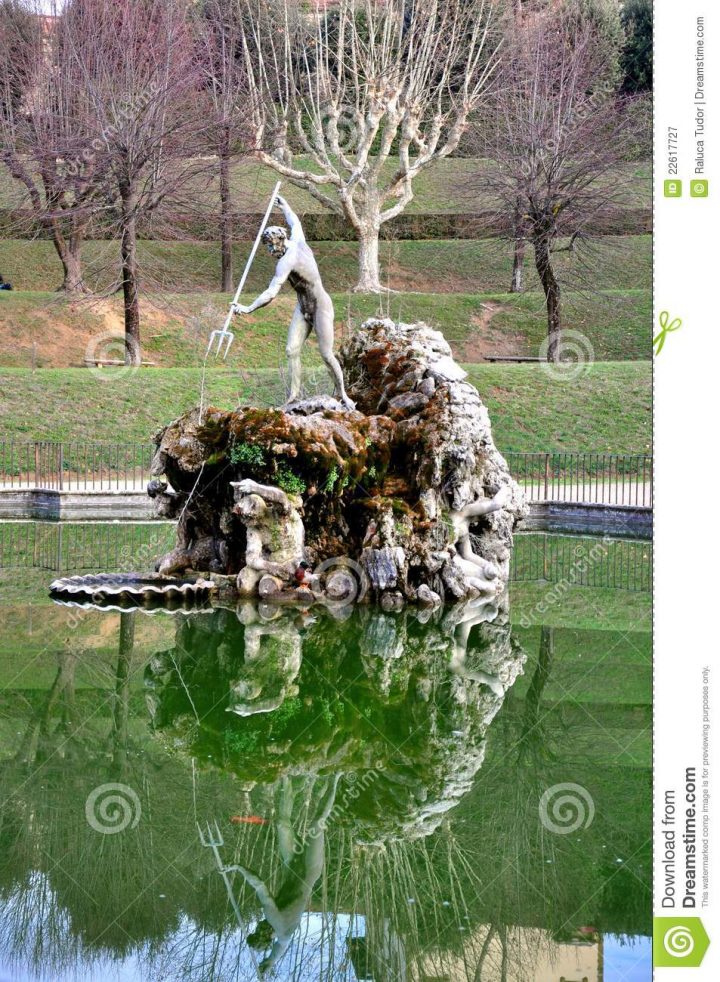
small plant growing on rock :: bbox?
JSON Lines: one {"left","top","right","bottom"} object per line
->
{"left": 229, "top": 441, "right": 266, "bottom": 471}
{"left": 323, "top": 466, "right": 341, "bottom": 494}
{"left": 276, "top": 463, "right": 306, "bottom": 495}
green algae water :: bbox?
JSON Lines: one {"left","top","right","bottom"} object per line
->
{"left": 0, "top": 525, "right": 651, "bottom": 980}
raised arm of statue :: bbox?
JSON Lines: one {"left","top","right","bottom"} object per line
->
{"left": 233, "top": 478, "right": 296, "bottom": 515}
{"left": 276, "top": 193, "right": 305, "bottom": 242}
{"left": 224, "top": 863, "right": 282, "bottom": 924}
{"left": 460, "top": 486, "right": 510, "bottom": 520}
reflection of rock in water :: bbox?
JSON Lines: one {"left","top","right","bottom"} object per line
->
{"left": 146, "top": 599, "right": 526, "bottom": 843}
{"left": 145, "top": 600, "right": 526, "bottom": 978}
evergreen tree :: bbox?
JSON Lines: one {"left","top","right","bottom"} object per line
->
{"left": 564, "top": 0, "right": 624, "bottom": 88}
{"left": 620, "top": 0, "right": 653, "bottom": 92}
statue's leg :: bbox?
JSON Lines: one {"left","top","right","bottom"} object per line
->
{"left": 459, "top": 534, "right": 499, "bottom": 579}
{"left": 315, "top": 308, "right": 356, "bottom": 410}
{"left": 286, "top": 304, "right": 311, "bottom": 403}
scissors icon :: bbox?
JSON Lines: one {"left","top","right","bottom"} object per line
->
{"left": 653, "top": 311, "right": 682, "bottom": 356}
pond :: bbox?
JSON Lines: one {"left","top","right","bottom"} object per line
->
{"left": 0, "top": 524, "right": 651, "bottom": 981}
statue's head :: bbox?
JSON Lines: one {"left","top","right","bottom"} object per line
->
{"left": 233, "top": 493, "right": 267, "bottom": 521}
{"left": 262, "top": 226, "right": 288, "bottom": 258}
{"left": 247, "top": 919, "right": 274, "bottom": 950}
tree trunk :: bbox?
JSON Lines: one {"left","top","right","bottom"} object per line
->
{"left": 510, "top": 199, "right": 525, "bottom": 293}
{"left": 219, "top": 125, "right": 233, "bottom": 293}
{"left": 120, "top": 185, "right": 142, "bottom": 366}
{"left": 511, "top": 236, "right": 525, "bottom": 293}
{"left": 355, "top": 224, "right": 382, "bottom": 292}
{"left": 112, "top": 611, "right": 135, "bottom": 775}
{"left": 533, "top": 234, "right": 562, "bottom": 362}
{"left": 49, "top": 223, "right": 86, "bottom": 295}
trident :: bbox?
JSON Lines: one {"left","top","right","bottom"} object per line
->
{"left": 205, "top": 180, "right": 282, "bottom": 359}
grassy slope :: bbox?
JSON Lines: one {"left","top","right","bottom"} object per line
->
{"left": 466, "top": 362, "right": 652, "bottom": 452}
{"left": 0, "top": 286, "right": 651, "bottom": 368}
{"left": 0, "top": 236, "right": 652, "bottom": 294}
{"left": 0, "top": 362, "right": 651, "bottom": 453}
{"left": 0, "top": 156, "right": 652, "bottom": 213}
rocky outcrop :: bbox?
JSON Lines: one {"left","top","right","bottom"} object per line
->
{"left": 149, "top": 319, "right": 525, "bottom": 603}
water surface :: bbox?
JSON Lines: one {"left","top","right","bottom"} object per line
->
{"left": 0, "top": 527, "right": 651, "bottom": 980}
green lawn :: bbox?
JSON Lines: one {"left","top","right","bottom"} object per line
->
{"left": 0, "top": 155, "right": 652, "bottom": 214}
{"left": 0, "top": 235, "right": 652, "bottom": 295}
{"left": 467, "top": 362, "right": 651, "bottom": 452}
{"left": 0, "top": 362, "right": 651, "bottom": 453}
{"left": 510, "top": 581, "right": 651, "bottom": 633}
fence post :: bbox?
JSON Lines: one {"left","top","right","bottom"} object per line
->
{"left": 58, "top": 444, "right": 64, "bottom": 491}
{"left": 34, "top": 441, "right": 40, "bottom": 488}
{"left": 544, "top": 453, "right": 550, "bottom": 501}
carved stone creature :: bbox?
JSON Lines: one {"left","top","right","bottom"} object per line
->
{"left": 148, "top": 479, "right": 228, "bottom": 575}
{"left": 232, "top": 479, "right": 305, "bottom": 597}
{"left": 447, "top": 486, "right": 511, "bottom": 596}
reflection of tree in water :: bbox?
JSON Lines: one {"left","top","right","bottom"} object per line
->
{"left": 437, "top": 621, "right": 652, "bottom": 979}
{"left": 0, "top": 611, "right": 240, "bottom": 977}
{"left": 0, "top": 602, "right": 650, "bottom": 980}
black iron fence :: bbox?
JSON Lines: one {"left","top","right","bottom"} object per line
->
{"left": 511, "top": 532, "right": 652, "bottom": 592}
{"left": 504, "top": 452, "right": 652, "bottom": 507}
{"left": 0, "top": 441, "right": 153, "bottom": 491}
{"left": 1, "top": 442, "right": 652, "bottom": 507}
{"left": 0, "top": 521, "right": 175, "bottom": 572}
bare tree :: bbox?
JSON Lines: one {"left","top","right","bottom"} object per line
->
{"left": 473, "top": 9, "right": 638, "bottom": 361}
{"left": 0, "top": 0, "right": 109, "bottom": 293}
{"left": 242, "top": 0, "right": 498, "bottom": 292}
{"left": 62, "top": 0, "right": 210, "bottom": 365}
{"left": 196, "top": 0, "right": 249, "bottom": 293}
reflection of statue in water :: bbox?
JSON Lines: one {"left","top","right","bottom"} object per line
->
{"left": 227, "top": 604, "right": 302, "bottom": 716}
{"left": 231, "top": 194, "right": 355, "bottom": 409}
{"left": 448, "top": 597, "right": 506, "bottom": 697}
{"left": 224, "top": 774, "right": 340, "bottom": 975}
